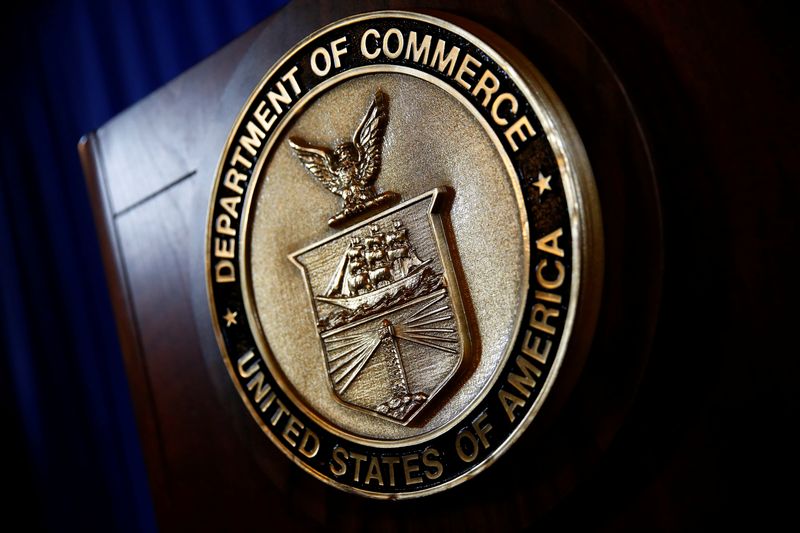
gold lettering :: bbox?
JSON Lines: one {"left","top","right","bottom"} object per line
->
{"left": 455, "top": 54, "right": 482, "bottom": 90}
{"left": 240, "top": 119, "right": 265, "bottom": 156}
{"left": 330, "top": 447, "right": 348, "bottom": 476}
{"left": 220, "top": 196, "right": 240, "bottom": 219}
{"left": 247, "top": 372, "right": 271, "bottom": 403}
{"left": 258, "top": 392, "right": 275, "bottom": 413}
{"left": 405, "top": 31, "right": 431, "bottom": 63}
{"left": 236, "top": 349, "right": 257, "bottom": 378}
{"left": 422, "top": 448, "right": 443, "bottom": 480}
{"left": 455, "top": 409, "right": 493, "bottom": 462}
{"left": 214, "top": 237, "right": 234, "bottom": 259}
{"left": 298, "top": 429, "right": 320, "bottom": 458}
{"left": 382, "top": 28, "right": 404, "bottom": 59}
{"left": 360, "top": 28, "right": 381, "bottom": 59}
{"left": 536, "top": 228, "right": 565, "bottom": 257}
{"left": 504, "top": 115, "right": 535, "bottom": 152}
{"left": 252, "top": 99, "right": 276, "bottom": 132}
{"left": 490, "top": 93, "right": 518, "bottom": 126}
{"left": 530, "top": 303, "right": 559, "bottom": 335}
{"left": 350, "top": 451, "right": 367, "bottom": 483}
{"left": 281, "top": 65, "right": 301, "bottom": 95}
{"left": 402, "top": 454, "right": 423, "bottom": 485}
{"left": 258, "top": 391, "right": 276, "bottom": 412}
{"left": 215, "top": 260, "right": 235, "bottom": 283}
{"left": 382, "top": 456, "right": 400, "bottom": 487}
{"left": 215, "top": 213, "right": 235, "bottom": 237}
{"left": 535, "top": 290, "right": 562, "bottom": 304}
{"left": 507, "top": 354, "right": 541, "bottom": 398}
{"left": 455, "top": 428, "right": 479, "bottom": 462}
{"left": 364, "top": 456, "right": 384, "bottom": 486}
{"left": 270, "top": 399, "right": 289, "bottom": 426}
{"left": 266, "top": 81, "right": 292, "bottom": 114}
{"left": 471, "top": 410, "right": 492, "bottom": 448}
{"left": 429, "top": 39, "right": 460, "bottom": 76}
{"left": 330, "top": 36, "right": 348, "bottom": 68}
{"left": 311, "top": 46, "right": 331, "bottom": 76}
{"left": 229, "top": 145, "right": 251, "bottom": 169}
{"left": 521, "top": 332, "right": 551, "bottom": 365}
{"left": 498, "top": 388, "right": 525, "bottom": 422}
{"left": 223, "top": 168, "right": 247, "bottom": 194}
{"left": 282, "top": 415, "right": 303, "bottom": 447}
{"left": 472, "top": 69, "right": 500, "bottom": 107}
{"left": 536, "top": 259, "right": 565, "bottom": 289}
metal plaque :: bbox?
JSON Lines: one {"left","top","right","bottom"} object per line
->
{"left": 206, "top": 10, "right": 602, "bottom": 498}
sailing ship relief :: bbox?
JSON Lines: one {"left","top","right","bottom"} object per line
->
{"left": 288, "top": 92, "right": 470, "bottom": 424}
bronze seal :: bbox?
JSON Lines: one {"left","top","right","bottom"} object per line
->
{"left": 206, "top": 10, "right": 602, "bottom": 498}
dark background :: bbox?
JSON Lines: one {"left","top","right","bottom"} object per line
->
{"left": 1, "top": 0, "right": 797, "bottom": 531}
{"left": 0, "top": 1, "right": 286, "bottom": 530}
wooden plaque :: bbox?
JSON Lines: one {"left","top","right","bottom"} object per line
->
{"left": 80, "top": 0, "right": 787, "bottom": 529}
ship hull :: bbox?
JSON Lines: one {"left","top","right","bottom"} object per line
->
{"left": 316, "top": 260, "right": 431, "bottom": 311}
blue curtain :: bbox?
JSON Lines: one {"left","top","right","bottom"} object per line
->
{"left": 0, "top": 1, "right": 287, "bottom": 530}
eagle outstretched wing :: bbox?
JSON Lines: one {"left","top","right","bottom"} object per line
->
{"left": 288, "top": 138, "right": 339, "bottom": 195}
{"left": 353, "top": 91, "right": 388, "bottom": 187}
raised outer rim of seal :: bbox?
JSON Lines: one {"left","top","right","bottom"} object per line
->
{"left": 205, "top": 10, "right": 603, "bottom": 499}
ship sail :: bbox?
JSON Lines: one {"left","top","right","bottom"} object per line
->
{"left": 323, "top": 248, "right": 351, "bottom": 297}
{"left": 318, "top": 221, "right": 427, "bottom": 310}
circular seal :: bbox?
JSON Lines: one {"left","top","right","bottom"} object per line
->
{"left": 206, "top": 10, "right": 602, "bottom": 498}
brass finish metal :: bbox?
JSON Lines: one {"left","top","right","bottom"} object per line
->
{"left": 206, "top": 10, "right": 603, "bottom": 498}
{"left": 288, "top": 90, "right": 400, "bottom": 227}
{"left": 289, "top": 188, "right": 469, "bottom": 425}
{"left": 246, "top": 71, "right": 526, "bottom": 444}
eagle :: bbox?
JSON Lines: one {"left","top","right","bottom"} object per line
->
{"left": 288, "top": 90, "right": 398, "bottom": 227}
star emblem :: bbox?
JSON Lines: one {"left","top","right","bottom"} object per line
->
{"left": 223, "top": 308, "right": 238, "bottom": 327}
{"left": 533, "top": 172, "right": 552, "bottom": 197}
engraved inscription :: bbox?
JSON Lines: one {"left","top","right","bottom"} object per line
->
{"left": 208, "top": 11, "right": 595, "bottom": 498}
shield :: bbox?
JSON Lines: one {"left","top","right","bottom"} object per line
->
{"left": 290, "top": 188, "right": 470, "bottom": 424}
